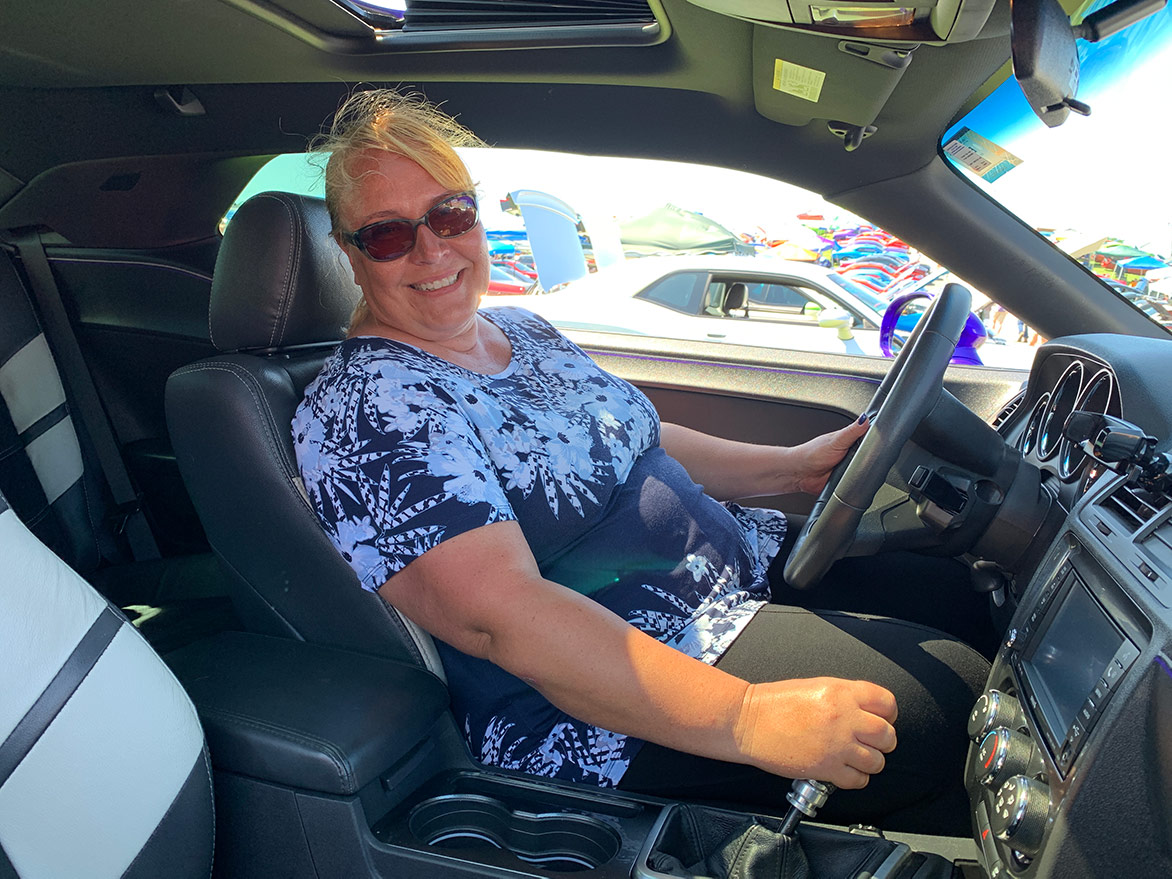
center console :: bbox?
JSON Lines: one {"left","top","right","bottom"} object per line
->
{"left": 166, "top": 631, "right": 973, "bottom": 879}
{"left": 963, "top": 477, "right": 1172, "bottom": 877}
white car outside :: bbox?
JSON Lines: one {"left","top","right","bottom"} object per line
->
{"left": 520, "top": 254, "right": 1033, "bottom": 367}
{"left": 519, "top": 254, "right": 897, "bottom": 358}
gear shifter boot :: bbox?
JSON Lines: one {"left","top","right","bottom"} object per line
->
{"left": 647, "top": 809, "right": 810, "bottom": 879}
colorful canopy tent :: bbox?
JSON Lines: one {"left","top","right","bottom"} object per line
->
{"left": 1098, "top": 244, "right": 1153, "bottom": 259}
{"left": 1121, "top": 255, "right": 1169, "bottom": 271}
{"left": 619, "top": 204, "right": 754, "bottom": 256}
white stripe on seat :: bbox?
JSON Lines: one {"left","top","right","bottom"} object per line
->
{"left": 0, "top": 334, "right": 67, "bottom": 433}
{"left": 0, "top": 623, "right": 205, "bottom": 879}
{"left": 0, "top": 509, "right": 105, "bottom": 744}
{"left": 24, "top": 415, "right": 84, "bottom": 504}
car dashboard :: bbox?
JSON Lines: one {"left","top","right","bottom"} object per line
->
{"left": 964, "top": 333, "right": 1172, "bottom": 877}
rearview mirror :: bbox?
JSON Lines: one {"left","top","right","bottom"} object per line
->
{"left": 1010, "top": 0, "right": 1167, "bottom": 126}
{"left": 1010, "top": 0, "right": 1085, "bottom": 127}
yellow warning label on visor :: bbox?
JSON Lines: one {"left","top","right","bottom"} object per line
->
{"left": 773, "top": 59, "right": 826, "bottom": 103}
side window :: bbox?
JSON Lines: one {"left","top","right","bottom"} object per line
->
{"left": 744, "top": 283, "right": 814, "bottom": 312}
{"left": 224, "top": 149, "right": 1032, "bottom": 368}
{"left": 635, "top": 273, "right": 706, "bottom": 315}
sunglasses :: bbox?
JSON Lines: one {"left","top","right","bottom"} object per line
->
{"left": 343, "top": 192, "right": 479, "bottom": 262}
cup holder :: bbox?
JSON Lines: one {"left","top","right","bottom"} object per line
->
{"left": 409, "top": 793, "right": 621, "bottom": 872}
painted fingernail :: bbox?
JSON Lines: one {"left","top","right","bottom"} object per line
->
{"left": 857, "top": 413, "right": 868, "bottom": 425}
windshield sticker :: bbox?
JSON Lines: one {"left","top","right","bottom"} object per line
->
{"left": 773, "top": 59, "right": 826, "bottom": 103}
{"left": 943, "top": 127, "right": 1023, "bottom": 183}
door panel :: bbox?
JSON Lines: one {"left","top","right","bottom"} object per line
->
{"left": 570, "top": 330, "right": 1027, "bottom": 515}
{"left": 49, "top": 243, "right": 221, "bottom": 553}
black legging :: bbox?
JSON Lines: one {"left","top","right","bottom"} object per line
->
{"left": 618, "top": 540, "right": 991, "bottom": 835}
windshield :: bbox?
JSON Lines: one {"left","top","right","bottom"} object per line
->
{"left": 942, "top": 0, "right": 1172, "bottom": 334}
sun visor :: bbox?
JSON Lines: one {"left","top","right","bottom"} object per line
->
{"left": 752, "top": 26, "right": 912, "bottom": 127}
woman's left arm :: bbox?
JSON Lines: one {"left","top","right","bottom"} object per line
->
{"left": 659, "top": 416, "right": 869, "bottom": 501}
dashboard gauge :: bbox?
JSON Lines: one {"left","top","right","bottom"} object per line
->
{"left": 1037, "top": 362, "right": 1083, "bottom": 461}
{"left": 1060, "top": 369, "right": 1114, "bottom": 481}
{"left": 1021, "top": 394, "right": 1050, "bottom": 456}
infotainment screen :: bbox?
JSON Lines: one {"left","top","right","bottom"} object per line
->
{"left": 1021, "top": 579, "right": 1123, "bottom": 741}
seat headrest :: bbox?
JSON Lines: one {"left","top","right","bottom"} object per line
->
{"left": 210, "top": 192, "right": 362, "bottom": 353}
{"left": 724, "top": 282, "right": 747, "bottom": 313}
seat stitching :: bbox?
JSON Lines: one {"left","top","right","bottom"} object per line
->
{"left": 249, "top": 194, "right": 297, "bottom": 350}
{"left": 170, "top": 362, "right": 299, "bottom": 481}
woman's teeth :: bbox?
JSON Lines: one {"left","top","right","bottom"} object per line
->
{"left": 413, "top": 272, "right": 460, "bottom": 292}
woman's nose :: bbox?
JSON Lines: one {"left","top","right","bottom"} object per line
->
{"left": 411, "top": 224, "right": 446, "bottom": 262}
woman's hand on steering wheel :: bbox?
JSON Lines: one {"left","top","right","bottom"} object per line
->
{"left": 783, "top": 284, "right": 974, "bottom": 590}
{"left": 786, "top": 414, "right": 871, "bottom": 496}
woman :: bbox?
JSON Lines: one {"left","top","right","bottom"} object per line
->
{"left": 293, "top": 90, "right": 987, "bottom": 832}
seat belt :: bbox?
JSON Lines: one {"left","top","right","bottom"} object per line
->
{"left": 6, "top": 232, "right": 161, "bottom": 561}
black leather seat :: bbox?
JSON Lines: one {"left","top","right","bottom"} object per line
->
{"left": 723, "top": 282, "right": 749, "bottom": 317}
{"left": 166, "top": 192, "right": 444, "bottom": 675}
{"left": 0, "top": 487, "right": 214, "bottom": 878}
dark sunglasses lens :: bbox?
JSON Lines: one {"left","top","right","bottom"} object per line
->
{"left": 355, "top": 194, "right": 477, "bottom": 261}
{"left": 359, "top": 221, "right": 414, "bottom": 261}
{"left": 428, "top": 195, "right": 478, "bottom": 238}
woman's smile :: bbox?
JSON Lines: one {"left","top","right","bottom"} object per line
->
{"left": 411, "top": 269, "right": 463, "bottom": 293}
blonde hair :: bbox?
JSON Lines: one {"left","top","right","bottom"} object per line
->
{"left": 311, "top": 89, "right": 487, "bottom": 334}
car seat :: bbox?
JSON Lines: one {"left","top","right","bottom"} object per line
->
{"left": 723, "top": 282, "right": 749, "bottom": 317}
{"left": 165, "top": 192, "right": 444, "bottom": 676}
{"left": 0, "top": 487, "right": 214, "bottom": 878}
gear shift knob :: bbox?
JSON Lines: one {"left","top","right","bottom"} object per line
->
{"left": 778, "top": 779, "right": 836, "bottom": 836}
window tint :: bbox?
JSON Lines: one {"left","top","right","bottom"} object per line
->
{"left": 635, "top": 273, "right": 706, "bottom": 314}
{"left": 744, "top": 283, "right": 812, "bottom": 311}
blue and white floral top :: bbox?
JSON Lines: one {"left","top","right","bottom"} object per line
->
{"left": 293, "top": 307, "right": 786, "bottom": 788}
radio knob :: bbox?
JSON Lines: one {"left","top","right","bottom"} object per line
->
{"left": 976, "top": 728, "right": 1034, "bottom": 790}
{"left": 989, "top": 775, "right": 1051, "bottom": 857}
{"left": 968, "top": 690, "right": 1023, "bottom": 742}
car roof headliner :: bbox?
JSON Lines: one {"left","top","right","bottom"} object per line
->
{"left": 0, "top": 0, "right": 1012, "bottom": 205}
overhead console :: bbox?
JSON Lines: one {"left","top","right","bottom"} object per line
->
{"left": 686, "top": 0, "right": 997, "bottom": 44}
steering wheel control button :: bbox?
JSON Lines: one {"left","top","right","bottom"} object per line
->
{"left": 990, "top": 776, "right": 1051, "bottom": 857}
{"left": 977, "top": 729, "right": 1035, "bottom": 789}
{"left": 968, "top": 691, "right": 1023, "bottom": 742}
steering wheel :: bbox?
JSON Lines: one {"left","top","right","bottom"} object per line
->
{"left": 783, "top": 283, "right": 974, "bottom": 589}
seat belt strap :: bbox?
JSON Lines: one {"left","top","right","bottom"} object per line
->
{"left": 7, "top": 232, "right": 161, "bottom": 561}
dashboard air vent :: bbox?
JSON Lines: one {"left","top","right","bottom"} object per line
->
{"left": 992, "top": 388, "right": 1027, "bottom": 430}
{"left": 1100, "top": 481, "right": 1172, "bottom": 533}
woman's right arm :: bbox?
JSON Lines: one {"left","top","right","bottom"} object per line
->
{"left": 378, "top": 519, "right": 898, "bottom": 789}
